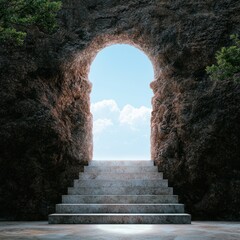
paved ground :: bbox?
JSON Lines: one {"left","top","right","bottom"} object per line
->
{"left": 0, "top": 222, "right": 239, "bottom": 240}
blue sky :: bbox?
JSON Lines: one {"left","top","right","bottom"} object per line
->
{"left": 89, "top": 44, "right": 154, "bottom": 160}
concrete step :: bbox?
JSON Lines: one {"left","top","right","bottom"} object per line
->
{"left": 89, "top": 160, "right": 154, "bottom": 167}
{"left": 84, "top": 166, "right": 158, "bottom": 173}
{"left": 62, "top": 195, "right": 179, "bottom": 204}
{"left": 56, "top": 203, "right": 185, "bottom": 213}
{"left": 49, "top": 159, "right": 191, "bottom": 224}
{"left": 74, "top": 179, "right": 168, "bottom": 188}
{"left": 79, "top": 172, "right": 163, "bottom": 180}
{"left": 48, "top": 213, "right": 191, "bottom": 224}
{"left": 68, "top": 186, "right": 173, "bottom": 195}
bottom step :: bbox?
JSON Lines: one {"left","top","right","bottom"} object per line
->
{"left": 48, "top": 213, "right": 191, "bottom": 224}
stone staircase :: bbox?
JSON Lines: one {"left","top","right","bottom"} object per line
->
{"left": 48, "top": 160, "right": 191, "bottom": 224}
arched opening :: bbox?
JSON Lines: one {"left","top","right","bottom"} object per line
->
{"left": 63, "top": 33, "right": 164, "bottom": 162}
{"left": 89, "top": 44, "right": 154, "bottom": 160}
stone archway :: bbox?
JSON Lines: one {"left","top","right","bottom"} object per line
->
{"left": 61, "top": 33, "right": 169, "bottom": 162}
{"left": 59, "top": 27, "right": 188, "bottom": 165}
{"left": 0, "top": 0, "right": 239, "bottom": 220}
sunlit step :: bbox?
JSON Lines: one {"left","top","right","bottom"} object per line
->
{"left": 68, "top": 186, "right": 173, "bottom": 195}
{"left": 56, "top": 203, "right": 185, "bottom": 213}
{"left": 74, "top": 179, "right": 168, "bottom": 188}
{"left": 89, "top": 160, "right": 154, "bottom": 166}
{"left": 79, "top": 172, "right": 163, "bottom": 180}
{"left": 48, "top": 213, "right": 191, "bottom": 224}
{"left": 62, "top": 195, "right": 179, "bottom": 204}
{"left": 84, "top": 166, "right": 158, "bottom": 173}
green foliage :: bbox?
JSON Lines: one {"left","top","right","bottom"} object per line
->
{"left": 206, "top": 34, "right": 240, "bottom": 83}
{"left": 0, "top": 0, "right": 62, "bottom": 46}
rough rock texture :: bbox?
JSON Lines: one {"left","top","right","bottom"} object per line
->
{"left": 0, "top": 0, "right": 240, "bottom": 220}
{"left": 153, "top": 80, "right": 240, "bottom": 220}
{"left": 0, "top": 32, "right": 92, "bottom": 220}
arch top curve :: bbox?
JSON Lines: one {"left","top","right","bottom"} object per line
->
{"left": 89, "top": 42, "right": 155, "bottom": 81}
{"left": 63, "top": 33, "right": 167, "bottom": 83}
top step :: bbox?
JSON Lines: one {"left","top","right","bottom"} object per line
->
{"left": 89, "top": 160, "right": 154, "bottom": 167}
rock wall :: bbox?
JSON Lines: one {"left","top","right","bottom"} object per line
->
{"left": 0, "top": 33, "right": 92, "bottom": 219}
{"left": 152, "top": 78, "right": 240, "bottom": 220}
{"left": 0, "top": 0, "right": 239, "bottom": 220}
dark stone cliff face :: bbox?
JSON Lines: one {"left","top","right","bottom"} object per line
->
{"left": 0, "top": 35, "right": 92, "bottom": 219}
{"left": 153, "top": 79, "right": 240, "bottom": 220}
{"left": 0, "top": 0, "right": 239, "bottom": 220}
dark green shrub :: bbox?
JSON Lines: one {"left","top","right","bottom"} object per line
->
{"left": 206, "top": 35, "right": 240, "bottom": 83}
{"left": 0, "top": 0, "right": 62, "bottom": 46}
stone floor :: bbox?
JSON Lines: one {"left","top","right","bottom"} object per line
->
{"left": 0, "top": 222, "right": 239, "bottom": 240}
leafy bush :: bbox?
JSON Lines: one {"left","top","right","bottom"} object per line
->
{"left": 206, "top": 34, "right": 240, "bottom": 83}
{"left": 0, "top": 0, "right": 62, "bottom": 46}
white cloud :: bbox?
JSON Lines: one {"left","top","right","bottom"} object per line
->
{"left": 91, "top": 99, "right": 120, "bottom": 114}
{"left": 91, "top": 100, "right": 151, "bottom": 136}
{"left": 119, "top": 104, "right": 151, "bottom": 126}
{"left": 91, "top": 100, "right": 120, "bottom": 121}
{"left": 92, "top": 100, "right": 151, "bottom": 160}
{"left": 93, "top": 118, "right": 113, "bottom": 134}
